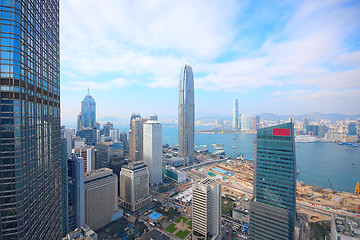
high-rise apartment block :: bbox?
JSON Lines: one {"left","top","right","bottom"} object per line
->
{"left": 119, "top": 161, "right": 151, "bottom": 211}
{"left": 81, "top": 92, "right": 96, "bottom": 130}
{"left": 192, "top": 179, "right": 222, "bottom": 240}
{"left": 129, "top": 118, "right": 147, "bottom": 161}
{"left": 250, "top": 122, "right": 296, "bottom": 240}
{"left": 84, "top": 168, "right": 122, "bottom": 230}
{"left": 68, "top": 154, "right": 85, "bottom": 231}
{"left": 143, "top": 120, "right": 163, "bottom": 186}
{"left": 232, "top": 99, "right": 239, "bottom": 130}
{"left": 0, "top": 1, "right": 62, "bottom": 238}
{"left": 178, "top": 64, "right": 195, "bottom": 165}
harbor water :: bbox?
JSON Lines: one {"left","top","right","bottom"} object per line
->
{"left": 161, "top": 127, "right": 360, "bottom": 193}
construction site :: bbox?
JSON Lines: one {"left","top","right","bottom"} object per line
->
{"left": 188, "top": 158, "right": 360, "bottom": 222}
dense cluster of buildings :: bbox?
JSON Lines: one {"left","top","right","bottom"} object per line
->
{"left": 1, "top": 2, "right": 358, "bottom": 240}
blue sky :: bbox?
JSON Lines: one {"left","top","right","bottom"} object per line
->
{"left": 60, "top": 0, "right": 360, "bottom": 126}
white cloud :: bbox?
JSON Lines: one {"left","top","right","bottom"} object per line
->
{"left": 62, "top": 78, "right": 130, "bottom": 91}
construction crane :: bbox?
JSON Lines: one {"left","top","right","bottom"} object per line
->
{"left": 328, "top": 179, "right": 335, "bottom": 194}
{"left": 355, "top": 182, "right": 359, "bottom": 195}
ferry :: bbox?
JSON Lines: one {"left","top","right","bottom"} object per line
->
{"left": 214, "top": 147, "right": 223, "bottom": 150}
{"left": 232, "top": 146, "right": 237, "bottom": 149}
{"left": 212, "top": 144, "right": 217, "bottom": 147}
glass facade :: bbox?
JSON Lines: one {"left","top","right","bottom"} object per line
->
{"left": 178, "top": 64, "right": 194, "bottom": 165}
{"left": 250, "top": 122, "right": 296, "bottom": 240}
{"left": 0, "top": 0, "right": 61, "bottom": 239}
{"left": 80, "top": 94, "right": 96, "bottom": 129}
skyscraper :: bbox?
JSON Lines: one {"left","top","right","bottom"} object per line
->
{"left": 250, "top": 122, "right": 296, "bottom": 240}
{"left": 0, "top": 1, "right": 62, "bottom": 239}
{"left": 232, "top": 99, "right": 239, "bottom": 130}
{"left": 119, "top": 161, "right": 152, "bottom": 211}
{"left": 67, "top": 153, "right": 85, "bottom": 231}
{"left": 129, "top": 118, "right": 147, "bottom": 162}
{"left": 192, "top": 179, "right": 222, "bottom": 240}
{"left": 143, "top": 120, "right": 163, "bottom": 186}
{"left": 240, "top": 114, "right": 252, "bottom": 130}
{"left": 81, "top": 91, "right": 96, "bottom": 130}
{"left": 84, "top": 168, "right": 122, "bottom": 230}
{"left": 178, "top": 64, "right": 195, "bottom": 165}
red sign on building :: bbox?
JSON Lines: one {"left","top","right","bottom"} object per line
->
{"left": 272, "top": 128, "right": 290, "bottom": 136}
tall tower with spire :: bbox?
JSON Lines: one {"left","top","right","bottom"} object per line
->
{"left": 178, "top": 64, "right": 195, "bottom": 165}
{"left": 80, "top": 90, "right": 96, "bottom": 129}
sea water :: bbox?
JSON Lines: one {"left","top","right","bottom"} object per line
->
{"left": 161, "top": 127, "right": 360, "bottom": 193}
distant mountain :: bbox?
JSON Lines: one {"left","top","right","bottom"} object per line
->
{"left": 258, "top": 112, "right": 360, "bottom": 122}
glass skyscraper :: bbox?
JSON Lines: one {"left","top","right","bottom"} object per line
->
{"left": 80, "top": 92, "right": 96, "bottom": 129}
{"left": 0, "top": 1, "right": 61, "bottom": 239}
{"left": 250, "top": 122, "right": 296, "bottom": 240}
{"left": 178, "top": 64, "right": 194, "bottom": 165}
{"left": 232, "top": 99, "right": 238, "bottom": 130}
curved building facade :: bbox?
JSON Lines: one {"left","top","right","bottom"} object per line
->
{"left": 178, "top": 64, "right": 194, "bottom": 165}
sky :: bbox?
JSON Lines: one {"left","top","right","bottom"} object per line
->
{"left": 60, "top": 0, "right": 360, "bottom": 126}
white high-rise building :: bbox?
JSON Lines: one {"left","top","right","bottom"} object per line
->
{"left": 178, "top": 64, "right": 195, "bottom": 165}
{"left": 241, "top": 114, "right": 252, "bottom": 130}
{"left": 232, "top": 99, "right": 239, "bottom": 130}
{"left": 192, "top": 179, "right": 222, "bottom": 240}
{"left": 143, "top": 120, "right": 163, "bottom": 186}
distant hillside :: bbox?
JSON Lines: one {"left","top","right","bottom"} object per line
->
{"left": 258, "top": 112, "right": 360, "bottom": 122}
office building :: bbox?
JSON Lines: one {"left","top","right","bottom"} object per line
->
{"left": 302, "top": 117, "right": 309, "bottom": 134}
{"left": 110, "top": 128, "right": 119, "bottom": 141}
{"left": 102, "top": 122, "right": 113, "bottom": 136}
{"left": 68, "top": 154, "right": 85, "bottom": 231}
{"left": 149, "top": 114, "right": 158, "bottom": 121}
{"left": 95, "top": 141, "right": 111, "bottom": 169}
{"left": 79, "top": 127, "right": 97, "bottom": 146}
{"left": 192, "top": 179, "right": 222, "bottom": 240}
{"left": 129, "top": 118, "right": 147, "bottom": 161}
{"left": 129, "top": 113, "right": 141, "bottom": 129}
{"left": 119, "top": 161, "right": 152, "bottom": 211}
{"left": 120, "top": 131, "right": 128, "bottom": 150}
{"left": 61, "top": 138, "right": 70, "bottom": 236}
{"left": 162, "top": 167, "right": 187, "bottom": 183}
{"left": 75, "top": 146, "right": 95, "bottom": 173}
{"left": 178, "top": 64, "right": 195, "bottom": 165}
{"left": 232, "top": 99, "right": 239, "bottom": 130}
{"left": 77, "top": 113, "right": 82, "bottom": 132}
{"left": 84, "top": 168, "right": 122, "bottom": 230}
{"left": 81, "top": 92, "right": 96, "bottom": 130}
{"left": 348, "top": 122, "right": 357, "bottom": 136}
{"left": 64, "top": 128, "right": 75, "bottom": 154}
{"left": 251, "top": 116, "right": 260, "bottom": 131}
{"left": 250, "top": 122, "right": 296, "bottom": 240}
{"left": 0, "top": 1, "right": 62, "bottom": 238}
{"left": 240, "top": 114, "right": 252, "bottom": 130}
{"left": 143, "top": 120, "right": 163, "bottom": 186}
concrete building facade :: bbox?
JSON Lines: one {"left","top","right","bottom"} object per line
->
{"left": 192, "top": 179, "right": 222, "bottom": 240}
{"left": 84, "top": 168, "right": 122, "bottom": 230}
{"left": 119, "top": 161, "right": 151, "bottom": 211}
{"left": 129, "top": 118, "right": 148, "bottom": 162}
{"left": 143, "top": 120, "right": 163, "bottom": 186}
{"left": 232, "top": 99, "right": 239, "bottom": 130}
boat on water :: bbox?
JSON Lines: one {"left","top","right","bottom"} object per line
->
{"left": 217, "top": 143, "right": 224, "bottom": 146}
{"left": 212, "top": 144, "right": 217, "bottom": 147}
{"left": 232, "top": 146, "right": 237, "bottom": 149}
{"left": 214, "top": 147, "right": 223, "bottom": 150}
{"left": 197, "top": 148, "right": 209, "bottom": 153}
{"left": 213, "top": 150, "right": 225, "bottom": 155}
{"left": 201, "top": 145, "right": 207, "bottom": 148}
{"left": 297, "top": 170, "right": 300, "bottom": 174}
{"left": 345, "top": 147, "right": 349, "bottom": 150}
